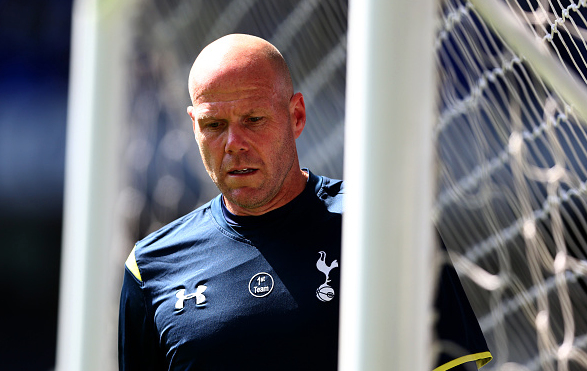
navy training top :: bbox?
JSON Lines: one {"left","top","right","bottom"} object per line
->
{"left": 119, "top": 170, "right": 491, "bottom": 370}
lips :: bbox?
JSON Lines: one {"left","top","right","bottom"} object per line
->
{"left": 228, "top": 168, "right": 257, "bottom": 175}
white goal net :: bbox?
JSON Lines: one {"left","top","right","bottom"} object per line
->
{"left": 435, "top": 0, "right": 587, "bottom": 370}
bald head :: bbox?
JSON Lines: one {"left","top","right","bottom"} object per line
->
{"left": 185, "top": 34, "right": 308, "bottom": 215}
{"left": 188, "top": 34, "right": 293, "bottom": 104}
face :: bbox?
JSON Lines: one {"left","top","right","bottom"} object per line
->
{"left": 188, "top": 60, "right": 306, "bottom": 215}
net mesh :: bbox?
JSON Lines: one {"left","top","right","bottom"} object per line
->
{"left": 118, "top": 0, "right": 587, "bottom": 369}
{"left": 435, "top": 0, "right": 587, "bottom": 369}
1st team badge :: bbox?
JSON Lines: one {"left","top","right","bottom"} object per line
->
{"left": 249, "top": 272, "right": 274, "bottom": 298}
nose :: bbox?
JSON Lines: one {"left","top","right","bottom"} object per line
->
{"left": 224, "top": 124, "right": 249, "bottom": 154}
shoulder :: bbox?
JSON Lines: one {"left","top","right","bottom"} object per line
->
{"left": 317, "top": 174, "right": 344, "bottom": 196}
{"left": 139, "top": 199, "right": 215, "bottom": 247}
{"left": 309, "top": 171, "right": 344, "bottom": 214}
{"left": 124, "top": 198, "right": 218, "bottom": 283}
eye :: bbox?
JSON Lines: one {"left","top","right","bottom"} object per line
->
{"left": 246, "top": 117, "right": 263, "bottom": 124}
{"left": 202, "top": 121, "right": 223, "bottom": 130}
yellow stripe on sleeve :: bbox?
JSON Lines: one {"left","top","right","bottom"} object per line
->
{"left": 433, "top": 351, "right": 492, "bottom": 371}
{"left": 475, "top": 352, "right": 492, "bottom": 369}
{"left": 125, "top": 246, "right": 142, "bottom": 282}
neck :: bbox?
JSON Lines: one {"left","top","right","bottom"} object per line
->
{"left": 224, "top": 169, "right": 309, "bottom": 216}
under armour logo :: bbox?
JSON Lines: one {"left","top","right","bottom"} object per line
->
{"left": 316, "top": 251, "right": 339, "bottom": 302}
{"left": 175, "top": 285, "right": 207, "bottom": 310}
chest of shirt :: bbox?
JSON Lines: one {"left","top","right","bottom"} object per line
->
{"left": 144, "top": 225, "right": 342, "bottom": 362}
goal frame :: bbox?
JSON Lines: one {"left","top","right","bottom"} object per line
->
{"left": 340, "top": 0, "right": 437, "bottom": 370}
{"left": 55, "top": 0, "right": 136, "bottom": 370}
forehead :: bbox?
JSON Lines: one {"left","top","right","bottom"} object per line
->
{"left": 196, "top": 81, "right": 276, "bottom": 102}
{"left": 197, "top": 49, "right": 269, "bottom": 82}
{"left": 192, "top": 87, "right": 282, "bottom": 121}
{"left": 193, "top": 66, "right": 283, "bottom": 110}
{"left": 189, "top": 51, "right": 290, "bottom": 118}
{"left": 190, "top": 49, "right": 284, "bottom": 97}
{"left": 195, "top": 82, "right": 277, "bottom": 105}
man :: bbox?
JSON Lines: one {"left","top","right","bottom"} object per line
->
{"left": 119, "top": 34, "right": 492, "bottom": 370}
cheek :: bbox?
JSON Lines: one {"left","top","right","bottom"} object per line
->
{"left": 197, "top": 137, "right": 224, "bottom": 170}
{"left": 196, "top": 139, "right": 213, "bottom": 164}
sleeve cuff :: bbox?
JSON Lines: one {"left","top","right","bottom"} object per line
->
{"left": 433, "top": 351, "right": 493, "bottom": 371}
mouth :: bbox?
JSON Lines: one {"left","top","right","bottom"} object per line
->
{"left": 228, "top": 168, "right": 257, "bottom": 175}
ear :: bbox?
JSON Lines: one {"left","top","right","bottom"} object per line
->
{"left": 289, "top": 92, "right": 306, "bottom": 139}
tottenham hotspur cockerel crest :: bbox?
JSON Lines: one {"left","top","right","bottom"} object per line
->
{"left": 316, "top": 251, "right": 338, "bottom": 302}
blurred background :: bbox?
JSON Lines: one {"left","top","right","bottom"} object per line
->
{"left": 0, "top": 1, "right": 72, "bottom": 369}
{"left": 5, "top": 0, "right": 587, "bottom": 370}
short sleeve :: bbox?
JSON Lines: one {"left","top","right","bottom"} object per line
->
{"left": 118, "top": 253, "right": 166, "bottom": 370}
{"left": 433, "top": 238, "right": 492, "bottom": 371}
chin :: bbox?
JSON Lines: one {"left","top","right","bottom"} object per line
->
{"left": 225, "top": 189, "right": 273, "bottom": 210}
{"left": 229, "top": 196, "right": 265, "bottom": 210}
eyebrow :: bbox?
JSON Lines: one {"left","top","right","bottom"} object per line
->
{"left": 196, "top": 108, "right": 263, "bottom": 122}
{"left": 195, "top": 113, "right": 219, "bottom": 122}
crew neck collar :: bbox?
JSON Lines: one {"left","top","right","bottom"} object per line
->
{"left": 215, "top": 169, "right": 320, "bottom": 231}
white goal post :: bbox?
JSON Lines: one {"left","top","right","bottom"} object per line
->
{"left": 340, "top": 0, "right": 437, "bottom": 370}
{"left": 55, "top": 0, "right": 136, "bottom": 370}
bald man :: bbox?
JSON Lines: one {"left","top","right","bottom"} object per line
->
{"left": 118, "top": 34, "right": 491, "bottom": 370}
{"left": 119, "top": 34, "right": 344, "bottom": 370}
{"left": 186, "top": 34, "right": 307, "bottom": 216}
